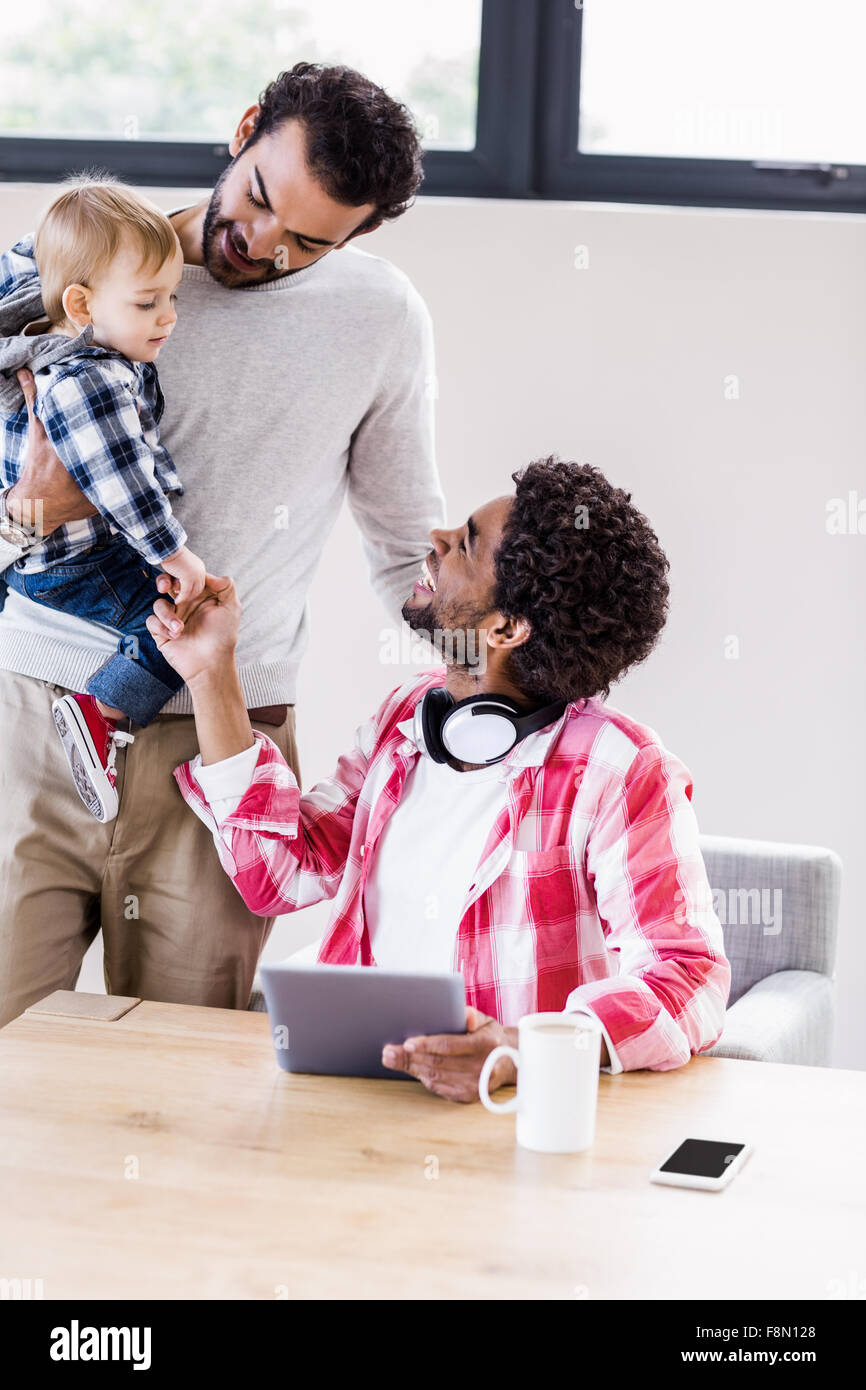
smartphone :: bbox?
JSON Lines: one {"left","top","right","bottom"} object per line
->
{"left": 650, "top": 1137, "right": 752, "bottom": 1191}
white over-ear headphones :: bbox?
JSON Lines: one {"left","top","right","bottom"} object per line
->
{"left": 413, "top": 687, "right": 569, "bottom": 765}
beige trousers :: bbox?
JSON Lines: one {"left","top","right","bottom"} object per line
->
{"left": 0, "top": 668, "right": 301, "bottom": 1028}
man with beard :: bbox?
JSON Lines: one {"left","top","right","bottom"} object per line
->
{"left": 0, "top": 63, "right": 445, "bottom": 1026}
{"left": 156, "top": 457, "right": 731, "bottom": 1102}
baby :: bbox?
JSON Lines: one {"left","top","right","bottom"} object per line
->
{"left": 0, "top": 177, "right": 207, "bottom": 822}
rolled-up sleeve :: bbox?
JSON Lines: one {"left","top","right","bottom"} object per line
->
{"left": 189, "top": 740, "right": 263, "bottom": 849}
{"left": 565, "top": 744, "right": 731, "bottom": 1074}
{"left": 173, "top": 710, "right": 379, "bottom": 919}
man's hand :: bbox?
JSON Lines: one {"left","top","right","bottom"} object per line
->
{"left": 145, "top": 571, "right": 243, "bottom": 686}
{"left": 6, "top": 369, "right": 98, "bottom": 536}
{"left": 382, "top": 1006, "right": 519, "bottom": 1103}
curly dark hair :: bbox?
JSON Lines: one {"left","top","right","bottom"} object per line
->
{"left": 245, "top": 62, "right": 424, "bottom": 230}
{"left": 492, "top": 457, "right": 670, "bottom": 703}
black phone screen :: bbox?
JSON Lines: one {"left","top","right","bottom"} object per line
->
{"left": 659, "top": 1138, "right": 746, "bottom": 1179}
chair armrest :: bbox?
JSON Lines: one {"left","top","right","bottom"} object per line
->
{"left": 699, "top": 834, "right": 842, "bottom": 992}
{"left": 705, "top": 969, "right": 834, "bottom": 1066}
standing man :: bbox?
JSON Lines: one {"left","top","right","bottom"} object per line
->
{"left": 0, "top": 63, "right": 445, "bottom": 1026}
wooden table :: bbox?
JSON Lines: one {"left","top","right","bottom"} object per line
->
{"left": 0, "top": 994, "right": 863, "bottom": 1300}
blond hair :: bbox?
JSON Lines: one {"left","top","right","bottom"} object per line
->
{"left": 35, "top": 174, "right": 179, "bottom": 324}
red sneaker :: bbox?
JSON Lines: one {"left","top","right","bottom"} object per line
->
{"left": 51, "top": 693, "right": 135, "bottom": 823}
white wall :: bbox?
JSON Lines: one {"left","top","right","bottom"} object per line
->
{"left": 3, "top": 185, "right": 864, "bottom": 1068}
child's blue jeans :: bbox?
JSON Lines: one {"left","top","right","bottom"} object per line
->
{"left": 1, "top": 534, "right": 182, "bottom": 727}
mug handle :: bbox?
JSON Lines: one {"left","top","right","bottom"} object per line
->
{"left": 478, "top": 1045, "right": 520, "bottom": 1113}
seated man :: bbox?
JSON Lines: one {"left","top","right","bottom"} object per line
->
{"left": 153, "top": 456, "right": 731, "bottom": 1102}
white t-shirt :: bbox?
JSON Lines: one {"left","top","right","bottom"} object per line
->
{"left": 362, "top": 753, "right": 507, "bottom": 971}
{"left": 191, "top": 740, "right": 509, "bottom": 973}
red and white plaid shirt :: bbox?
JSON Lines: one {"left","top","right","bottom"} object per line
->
{"left": 174, "top": 666, "right": 730, "bottom": 1073}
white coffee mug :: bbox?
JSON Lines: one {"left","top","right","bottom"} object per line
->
{"left": 478, "top": 1012, "right": 602, "bottom": 1153}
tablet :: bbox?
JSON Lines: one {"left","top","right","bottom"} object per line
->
{"left": 259, "top": 961, "right": 467, "bottom": 1080}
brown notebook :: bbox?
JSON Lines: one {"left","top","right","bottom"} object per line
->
{"left": 25, "top": 990, "right": 141, "bottom": 1022}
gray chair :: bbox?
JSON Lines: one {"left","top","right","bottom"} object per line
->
{"left": 249, "top": 836, "right": 843, "bottom": 1068}
{"left": 699, "top": 834, "right": 842, "bottom": 1066}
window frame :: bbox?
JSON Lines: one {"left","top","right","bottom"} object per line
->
{"left": 0, "top": 0, "right": 537, "bottom": 193}
{"left": 0, "top": 0, "right": 864, "bottom": 213}
{"left": 534, "top": 1, "right": 866, "bottom": 214}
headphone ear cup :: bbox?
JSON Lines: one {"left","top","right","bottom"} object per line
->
{"left": 440, "top": 699, "right": 520, "bottom": 764}
{"left": 417, "top": 687, "right": 452, "bottom": 763}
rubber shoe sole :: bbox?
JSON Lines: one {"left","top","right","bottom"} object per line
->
{"left": 52, "top": 697, "right": 119, "bottom": 823}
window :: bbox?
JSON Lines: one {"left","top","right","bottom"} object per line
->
{"left": 579, "top": 0, "right": 866, "bottom": 164}
{"left": 538, "top": 0, "right": 866, "bottom": 210}
{"left": 0, "top": 0, "right": 487, "bottom": 186}
{"left": 0, "top": 0, "right": 481, "bottom": 151}
{"left": 1, "top": 0, "right": 864, "bottom": 211}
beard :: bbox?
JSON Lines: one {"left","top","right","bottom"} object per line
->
{"left": 201, "top": 163, "right": 285, "bottom": 288}
{"left": 401, "top": 593, "right": 489, "bottom": 675}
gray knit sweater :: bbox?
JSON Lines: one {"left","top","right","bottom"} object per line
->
{"left": 0, "top": 217, "right": 445, "bottom": 711}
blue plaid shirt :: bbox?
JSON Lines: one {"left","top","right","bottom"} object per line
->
{"left": 0, "top": 236, "right": 187, "bottom": 572}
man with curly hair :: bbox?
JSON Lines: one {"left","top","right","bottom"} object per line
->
{"left": 155, "top": 454, "right": 731, "bottom": 1102}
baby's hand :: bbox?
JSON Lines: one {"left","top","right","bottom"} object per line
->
{"left": 159, "top": 546, "right": 207, "bottom": 605}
